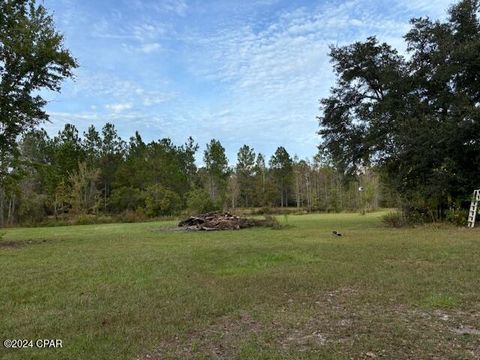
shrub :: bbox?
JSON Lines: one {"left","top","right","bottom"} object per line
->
{"left": 18, "top": 193, "right": 47, "bottom": 224}
{"left": 70, "top": 214, "right": 115, "bottom": 225}
{"left": 186, "top": 188, "right": 215, "bottom": 214}
{"left": 109, "top": 186, "right": 145, "bottom": 213}
{"left": 72, "top": 214, "right": 98, "bottom": 225}
{"left": 118, "top": 208, "right": 147, "bottom": 223}
{"left": 144, "top": 184, "right": 182, "bottom": 217}
{"left": 445, "top": 207, "right": 468, "bottom": 226}
{"left": 382, "top": 211, "right": 409, "bottom": 228}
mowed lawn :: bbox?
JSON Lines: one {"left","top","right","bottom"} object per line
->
{"left": 1, "top": 213, "right": 480, "bottom": 359}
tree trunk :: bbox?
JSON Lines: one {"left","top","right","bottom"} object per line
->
{"left": 104, "top": 182, "right": 107, "bottom": 212}
{"left": 0, "top": 185, "right": 4, "bottom": 228}
{"left": 7, "top": 195, "right": 14, "bottom": 225}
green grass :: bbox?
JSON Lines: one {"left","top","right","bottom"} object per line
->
{"left": 1, "top": 212, "right": 480, "bottom": 359}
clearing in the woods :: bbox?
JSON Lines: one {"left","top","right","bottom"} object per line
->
{"left": 1, "top": 212, "right": 480, "bottom": 359}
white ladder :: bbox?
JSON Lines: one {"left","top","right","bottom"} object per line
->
{"left": 468, "top": 189, "right": 480, "bottom": 228}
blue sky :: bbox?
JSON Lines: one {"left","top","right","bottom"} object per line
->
{"left": 42, "top": 0, "right": 452, "bottom": 162}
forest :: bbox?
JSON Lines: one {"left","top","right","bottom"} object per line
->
{"left": 0, "top": 124, "right": 387, "bottom": 226}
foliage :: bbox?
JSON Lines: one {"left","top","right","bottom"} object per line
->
{"left": 0, "top": 0, "right": 77, "bottom": 176}
{"left": 381, "top": 211, "right": 409, "bottom": 228}
{"left": 109, "top": 186, "right": 145, "bottom": 213}
{"left": 269, "top": 147, "right": 293, "bottom": 207}
{"left": 203, "top": 139, "right": 230, "bottom": 206}
{"left": 18, "top": 192, "right": 47, "bottom": 224}
{"left": 236, "top": 145, "right": 256, "bottom": 207}
{"left": 117, "top": 208, "right": 147, "bottom": 223}
{"left": 69, "top": 163, "right": 100, "bottom": 215}
{"left": 0, "top": 122, "right": 391, "bottom": 225}
{"left": 319, "top": 0, "right": 480, "bottom": 218}
{"left": 144, "top": 184, "right": 182, "bottom": 217}
{"left": 0, "top": 0, "right": 77, "bottom": 227}
{"left": 186, "top": 188, "right": 216, "bottom": 214}
{"left": 445, "top": 207, "right": 468, "bottom": 226}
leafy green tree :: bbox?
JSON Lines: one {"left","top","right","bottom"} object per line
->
{"left": 48, "top": 124, "right": 85, "bottom": 186}
{"left": 99, "top": 123, "right": 125, "bottom": 211}
{"left": 144, "top": 184, "right": 181, "bottom": 216}
{"left": 253, "top": 153, "right": 267, "bottom": 206}
{"left": 83, "top": 125, "right": 102, "bottom": 163}
{"left": 69, "top": 162, "right": 100, "bottom": 215}
{"left": 227, "top": 172, "right": 240, "bottom": 208}
{"left": 203, "top": 139, "right": 230, "bottom": 207}
{"left": 269, "top": 147, "right": 293, "bottom": 207}
{"left": 186, "top": 188, "right": 214, "bottom": 214}
{"left": 236, "top": 145, "right": 256, "bottom": 207}
{"left": 293, "top": 157, "right": 312, "bottom": 209}
{"left": 115, "top": 132, "right": 148, "bottom": 192}
{"left": 180, "top": 137, "right": 199, "bottom": 187}
{"left": 114, "top": 134, "right": 197, "bottom": 214}
{"left": 0, "top": 0, "right": 77, "bottom": 226}
{"left": 318, "top": 0, "right": 480, "bottom": 219}
{"left": 109, "top": 186, "right": 145, "bottom": 213}
{"left": 0, "top": 0, "right": 77, "bottom": 155}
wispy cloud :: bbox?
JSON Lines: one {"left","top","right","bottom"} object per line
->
{"left": 44, "top": 0, "right": 456, "bottom": 162}
{"left": 125, "top": 0, "right": 188, "bottom": 16}
{"left": 105, "top": 102, "right": 133, "bottom": 112}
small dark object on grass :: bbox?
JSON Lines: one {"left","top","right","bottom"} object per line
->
{"left": 332, "top": 231, "right": 343, "bottom": 236}
{"left": 178, "top": 212, "right": 279, "bottom": 231}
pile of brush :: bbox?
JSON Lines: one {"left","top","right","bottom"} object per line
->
{"left": 178, "top": 212, "right": 278, "bottom": 231}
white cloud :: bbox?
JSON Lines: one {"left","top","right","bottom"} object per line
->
{"left": 158, "top": 0, "right": 188, "bottom": 16}
{"left": 139, "top": 42, "right": 162, "bottom": 53}
{"left": 105, "top": 102, "right": 133, "bottom": 112}
{"left": 126, "top": 0, "right": 188, "bottom": 16}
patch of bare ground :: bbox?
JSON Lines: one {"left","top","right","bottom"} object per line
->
{"left": 0, "top": 238, "right": 48, "bottom": 248}
{"left": 139, "top": 312, "right": 263, "bottom": 359}
{"left": 139, "top": 288, "right": 480, "bottom": 359}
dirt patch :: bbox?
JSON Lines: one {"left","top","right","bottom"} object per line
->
{"left": 450, "top": 325, "right": 480, "bottom": 336}
{"left": 138, "top": 312, "right": 263, "bottom": 359}
{"left": 153, "top": 226, "right": 186, "bottom": 233}
{"left": 0, "top": 239, "right": 48, "bottom": 249}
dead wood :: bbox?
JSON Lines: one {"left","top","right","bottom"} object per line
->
{"left": 178, "top": 212, "right": 277, "bottom": 231}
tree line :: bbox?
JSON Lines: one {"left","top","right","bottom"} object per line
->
{"left": 0, "top": 124, "right": 388, "bottom": 225}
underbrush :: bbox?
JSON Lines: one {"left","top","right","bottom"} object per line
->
{"left": 382, "top": 207, "right": 471, "bottom": 228}
{"left": 17, "top": 210, "right": 177, "bottom": 227}
{"left": 382, "top": 211, "right": 409, "bottom": 228}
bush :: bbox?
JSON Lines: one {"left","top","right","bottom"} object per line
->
{"left": 186, "top": 188, "right": 215, "bottom": 214}
{"left": 18, "top": 193, "right": 47, "bottom": 224}
{"left": 72, "top": 214, "right": 98, "bottom": 225}
{"left": 445, "top": 207, "right": 468, "bottom": 226}
{"left": 382, "top": 211, "right": 409, "bottom": 228}
{"left": 118, "top": 208, "right": 147, "bottom": 223}
{"left": 71, "top": 214, "right": 115, "bottom": 225}
{"left": 109, "top": 186, "right": 145, "bottom": 213}
{"left": 144, "top": 184, "right": 182, "bottom": 217}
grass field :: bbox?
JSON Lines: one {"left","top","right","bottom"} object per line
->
{"left": 1, "top": 212, "right": 480, "bottom": 359}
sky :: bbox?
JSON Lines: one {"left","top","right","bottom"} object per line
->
{"left": 42, "top": 0, "right": 453, "bottom": 163}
